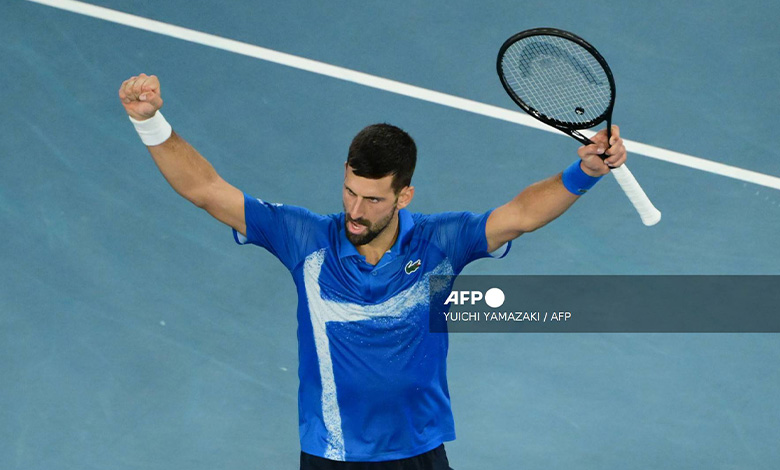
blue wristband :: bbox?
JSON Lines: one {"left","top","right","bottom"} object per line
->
{"left": 561, "top": 161, "right": 603, "bottom": 195}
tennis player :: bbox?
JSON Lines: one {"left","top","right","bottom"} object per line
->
{"left": 119, "top": 73, "right": 626, "bottom": 469}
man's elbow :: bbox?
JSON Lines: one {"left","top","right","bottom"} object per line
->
{"left": 176, "top": 187, "right": 207, "bottom": 208}
{"left": 520, "top": 219, "right": 550, "bottom": 233}
{"left": 184, "top": 177, "right": 223, "bottom": 209}
{"left": 511, "top": 214, "right": 548, "bottom": 234}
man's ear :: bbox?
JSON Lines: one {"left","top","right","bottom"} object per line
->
{"left": 396, "top": 186, "right": 415, "bottom": 210}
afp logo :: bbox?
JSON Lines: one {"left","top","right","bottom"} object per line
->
{"left": 444, "top": 288, "right": 505, "bottom": 308}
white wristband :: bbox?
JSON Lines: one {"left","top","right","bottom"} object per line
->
{"left": 129, "top": 111, "right": 172, "bottom": 146}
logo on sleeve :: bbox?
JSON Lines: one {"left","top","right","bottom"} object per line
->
{"left": 404, "top": 259, "right": 422, "bottom": 274}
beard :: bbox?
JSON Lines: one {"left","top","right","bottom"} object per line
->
{"left": 344, "top": 205, "right": 396, "bottom": 246}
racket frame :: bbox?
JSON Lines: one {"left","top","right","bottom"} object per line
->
{"left": 497, "top": 27, "right": 617, "bottom": 148}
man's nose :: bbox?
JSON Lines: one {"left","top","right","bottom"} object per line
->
{"left": 348, "top": 198, "right": 365, "bottom": 220}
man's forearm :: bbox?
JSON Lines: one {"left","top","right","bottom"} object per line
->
{"left": 146, "top": 131, "right": 220, "bottom": 208}
{"left": 510, "top": 173, "right": 579, "bottom": 232}
{"left": 486, "top": 129, "right": 627, "bottom": 251}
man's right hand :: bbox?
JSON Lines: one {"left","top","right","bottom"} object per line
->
{"left": 118, "top": 73, "right": 163, "bottom": 121}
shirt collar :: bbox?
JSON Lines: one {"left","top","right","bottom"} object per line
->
{"left": 338, "top": 209, "right": 415, "bottom": 260}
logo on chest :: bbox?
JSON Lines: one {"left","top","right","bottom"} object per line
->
{"left": 404, "top": 259, "right": 422, "bottom": 275}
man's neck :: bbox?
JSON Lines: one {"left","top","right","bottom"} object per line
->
{"left": 356, "top": 213, "right": 400, "bottom": 266}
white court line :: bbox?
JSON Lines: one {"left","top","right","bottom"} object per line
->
{"left": 27, "top": 0, "right": 780, "bottom": 191}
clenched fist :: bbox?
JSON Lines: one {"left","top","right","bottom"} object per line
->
{"left": 577, "top": 125, "right": 627, "bottom": 177}
{"left": 118, "top": 73, "right": 163, "bottom": 121}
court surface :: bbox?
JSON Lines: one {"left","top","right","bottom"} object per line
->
{"left": 1, "top": 1, "right": 779, "bottom": 469}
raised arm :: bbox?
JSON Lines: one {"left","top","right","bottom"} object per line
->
{"left": 119, "top": 74, "right": 246, "bottom": 236}
{"left": 485, "top": 127, "right": 627, "bottom": 252}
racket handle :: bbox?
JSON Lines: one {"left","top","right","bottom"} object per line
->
{"left": 610, "top": 165, "right": 662, "bottom": 226}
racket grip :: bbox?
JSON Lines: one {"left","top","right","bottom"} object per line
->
{"left": 610, "top": 165, "right": 661, "bottom": 226}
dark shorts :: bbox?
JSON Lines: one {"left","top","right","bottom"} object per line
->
{"left": 300, "top": 444, "right": 454, "bottom": 470}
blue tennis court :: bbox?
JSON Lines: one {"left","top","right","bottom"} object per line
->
{"left": 2, "top": 0, "right": 778, "bottom": 468}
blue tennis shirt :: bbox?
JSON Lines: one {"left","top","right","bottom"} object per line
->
{"left": 233, "top": 193, "right": 510, "bottom": 462}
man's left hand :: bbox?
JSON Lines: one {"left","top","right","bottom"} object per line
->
{"left": 577, "top": 125, "right": 627, "bottom": 177}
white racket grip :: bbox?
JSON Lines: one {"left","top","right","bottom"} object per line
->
{"left": 610, "top": 165, "right": 661, "bottom": 226}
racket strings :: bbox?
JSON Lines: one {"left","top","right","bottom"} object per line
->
{"left": 501, "top": 35, "right": 612, "bottom": 126}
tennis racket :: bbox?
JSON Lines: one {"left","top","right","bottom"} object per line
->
{"left": 497, "top": 27, "right": 661, "bottom": 226}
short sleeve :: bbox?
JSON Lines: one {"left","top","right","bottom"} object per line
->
{"left": 232, "top": 193, "right": 322, "bottom": 270}
{"left": 428, "top": 210, "right": 511, "bottom": 273}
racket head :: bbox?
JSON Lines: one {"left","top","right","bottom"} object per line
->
{"left": 497, "top": 28, "right": 616, "bottom": 136}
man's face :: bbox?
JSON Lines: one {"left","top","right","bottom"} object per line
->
{"left": 342, "top": 167, "right": 400, "bottom": 246}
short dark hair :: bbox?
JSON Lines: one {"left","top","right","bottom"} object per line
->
{"left": 347, "top": 123, "right": 417, "bottom": 193}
